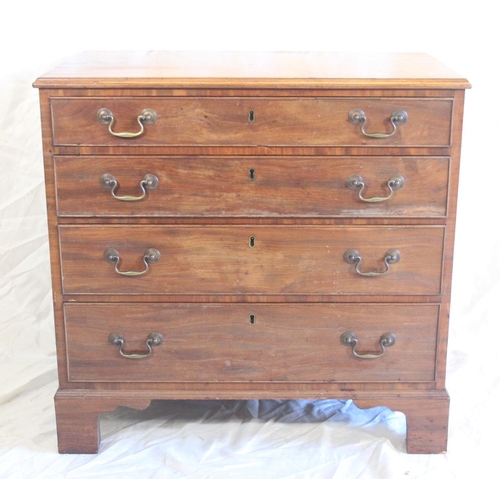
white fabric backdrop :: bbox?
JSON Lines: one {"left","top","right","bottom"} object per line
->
{"left": 1, "top": 0, "right": 498, "bottom": 479}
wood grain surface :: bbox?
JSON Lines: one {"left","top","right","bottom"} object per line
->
{"left": 33, "top": 51, "right": 470, "bottom": 89}
{"left": 50, "top": 97, "right": 453, "bottom": 147}
{"left": 58, "top": 225, "right": 445, "bottom": 295}
{"left": 54, "top": 156, "right": 449, "bottom": 218}
{"left": 64, "top": 303, "right": 439, "bottom": 383}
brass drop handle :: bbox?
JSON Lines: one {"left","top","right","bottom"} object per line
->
{"left": 100, "top": 173, "right": 159, "bottom": 202}
{"left": 108, "top": 332, "right": 163, "bottom": 359}
{"left": 97, "top": 108, "right": 157, "bottom": 138}
{"left": 343, "top": 249, "right": 401, "bottom": 277}
{"left": 340, "top": 332, "right": 396, "bottom": 359}
{"left": 104, "top": 248, "right": 160, "bottom": 276}
{"left": 347, "top": 174, "right": 404, "bottom": 203}
{"left": 348, "top": 109, "right": 408, "bottom": 138}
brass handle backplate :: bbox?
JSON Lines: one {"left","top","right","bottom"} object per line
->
{"left": 104, "top": 248, "right": 160, "bottom": 276}
{"left": 108, "top": 332, "right": 163, "bottom": 359}
{"left": 343, "top": 248, "right": 401, "bottom": 277}
{"left": 348, "top": 108, "right": 408, "bottom": 138}
{"left": 97, "top": 108, "right": 157, "bottom": 138}
{"left": 340, "top": 332, "right": 396, "bottom": 359}
{"left": 100, "top": 173, "right": 159, "bottom": 201}
{"left": 347, "top": 174, "right": 405, "bottom": 203}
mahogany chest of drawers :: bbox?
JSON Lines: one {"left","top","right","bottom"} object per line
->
{"left": 34, "top": 52, "right": 470, "bottom": 454}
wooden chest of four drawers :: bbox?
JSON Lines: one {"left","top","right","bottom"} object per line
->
{"left": 34, "top": 52, "right": 470, "bottom": 454}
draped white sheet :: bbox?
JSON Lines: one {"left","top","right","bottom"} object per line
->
{"left": 1, "top": 2, "right": 499, "bottom": 477}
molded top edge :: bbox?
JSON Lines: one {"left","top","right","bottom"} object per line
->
{"left": 33, "top": 51, "right": 471, "bottom": 89}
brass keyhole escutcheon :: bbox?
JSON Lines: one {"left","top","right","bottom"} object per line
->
{"left": 248, "top": 110, "right": 255, "bottom": 122}
{"left": 249, "top": 168, "right": 255, "bottom": 180}
{"left": 249, "top": 314, "right": 256, "bottom": 325}
{"left": 249, "top": 236, "right": 256, "bottom": 247}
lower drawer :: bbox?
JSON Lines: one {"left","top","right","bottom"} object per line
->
{"left": 64, "top": 303, "right": 439, "bottom": 383}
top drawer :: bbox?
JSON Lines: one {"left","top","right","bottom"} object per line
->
{"left": 50, "top": 97, "right": 453, "bottom": 148}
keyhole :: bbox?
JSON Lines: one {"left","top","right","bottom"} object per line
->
{"left": 249, "top": 168, "right": 255, "bottom": 180}
{"left": 249, "top": 314, "right": 256, "bottom": 325}
{"left": 248, "top": 110, "right": 255, "bottom": 122}
{"left": 249, "top": 236, "right": 255, "bottom": 247}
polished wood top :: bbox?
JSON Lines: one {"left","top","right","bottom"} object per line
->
{"left": 33, "top": 51, "right": 470, "bottom": 89}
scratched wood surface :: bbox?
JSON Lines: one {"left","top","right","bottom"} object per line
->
{"left": 58, "top": 225, "right": 445, "bottom": 295}
{"left": 54, "top": 156, "right": 449, "bottom": 218}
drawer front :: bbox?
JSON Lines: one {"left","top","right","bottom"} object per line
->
{"left": 55, "top": 156, "right": 449, "bottom": 218}
{"left": 64, "top": 303, "right": 439, "bottom": 383}
{"left": 51, "top": 97, "right": 453, "bottom": 147}
{"left": 59, "top": 225, "right": 444, "bottom": 295}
